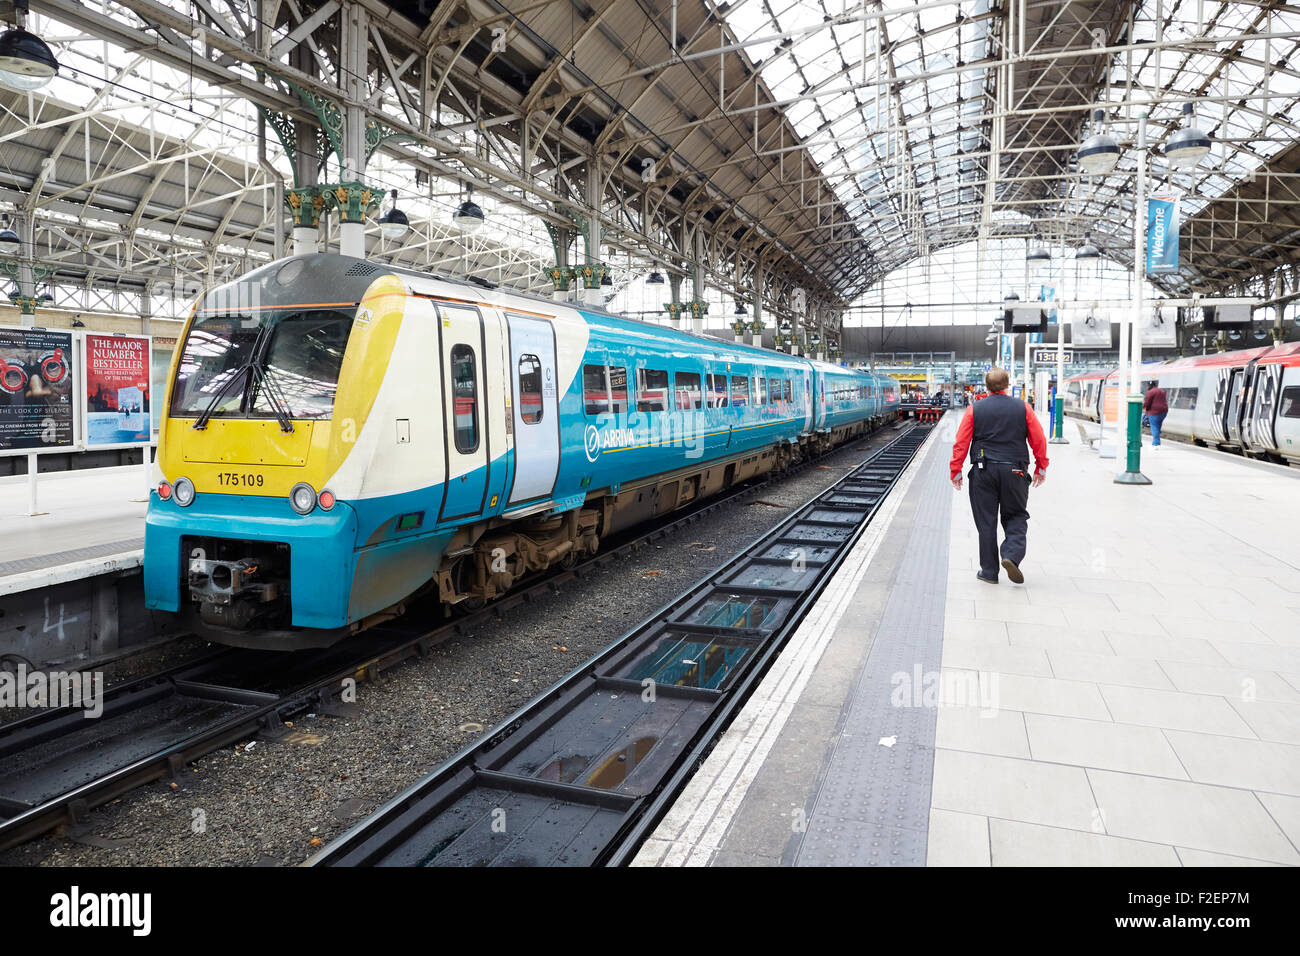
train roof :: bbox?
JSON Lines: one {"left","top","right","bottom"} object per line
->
{"left": 1066, "top": 342, "right": 1300, "bottom": 381}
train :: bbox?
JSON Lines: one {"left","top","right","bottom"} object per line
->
{"left": 144, "top": 253, "right": 901, "bottom": 649}
{"left": 1061, "top": 342, "right": 1300, "bottom": 465}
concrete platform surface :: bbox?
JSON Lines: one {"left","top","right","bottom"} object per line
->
{"left": 634, "top": 414, "right": 1300, "bottom": 867}
{"left": 0, "top": 465, "right": 148, "bottom": 591}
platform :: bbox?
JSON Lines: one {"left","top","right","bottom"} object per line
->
{"left": 0, "top": 465, "right": 148, "bottom": 595}
{"left": 634, "top": 415, "right": 1300, "bottom": 867}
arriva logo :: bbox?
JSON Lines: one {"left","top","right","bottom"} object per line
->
{"left": 584, "top": 424, "right": 639, "bottom": 462}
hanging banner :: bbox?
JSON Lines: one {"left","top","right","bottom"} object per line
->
{"left": 0, "top": 326, "right": 75, "bottom": 455}
{"left": 1040, "top": 285, "right": 1056, "bottom": 322}
{"left": 1000, "top": 334, "right": 1014, "bottom": 369}
{"left": 84, "top": 333, "right": 152, "bottom": 448}
{"left": 1146, "top": 196, "right": 1180, "bottom": 274}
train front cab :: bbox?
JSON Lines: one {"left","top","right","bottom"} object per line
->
{"left": 145, "top": 256, "right": 518, "bottom": 647}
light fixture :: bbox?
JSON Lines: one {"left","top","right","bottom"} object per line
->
{"left": 1189, "top": 334, "right": 1202, "bottom": 348}
{"left": 646, "top": 269, "right": 664, "bottom": 285}
{"left": 601, "top": 274, "right": 612, "bottom": 288}
{"left": 1165, "top": 103, "right": 1211, "bottom": 169}
{"left": 172, "top": 477, "right": 196, "bottom": 507}
{"left": 378, "top": 189, "right": 409, "bottom": 241}
{"left": 0, "top": 7, "right": 60, "bottom": 94}
{"left": 290, "top": 482, "right": 317, "bottom": 515}
{"left": 37, "top": 289, "right": 53, "bottom": 304}
{"left": 0, "top": 217, "right": 18, "bottom": 256}
{"left": 734, "top": 300, "right": 746, "bottom": 316}
{"left": 1227, "top": 328, "right": 1243, "bottom": 343}
{"left": 1252, "top": 328, "right": 1269, "bottom": 341}
{"left": 1026, "top": 240, "right": 1052, "bottom": 263}
{"left": 452, "top": 183, "right": 484, "bottom": 232}
{"left": 1076, "top": 232, "right": 1101, "bottom": 260}
{"left": 1078, "top": 108, "right": 1121, "bottom": 175}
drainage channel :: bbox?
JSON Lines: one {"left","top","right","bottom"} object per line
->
{"left": 310, "top": 424, "right": 931, "bottom": 867}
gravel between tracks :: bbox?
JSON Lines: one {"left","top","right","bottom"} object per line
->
{"left": 0, "top": 430, "right": 902, "bottom": 867}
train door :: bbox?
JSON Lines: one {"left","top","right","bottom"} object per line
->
{"left": 437, "top": 303, "right": 491, "bottom": 521}
{"left": 506, "top": 314, "right": 560, "bottom": 505}
{"left": 1244, "top": 360, "right": 1282, "bottom": 454}
{"left": 1225, "top": 368, "right": 1248, "bottom": 446}
{"left": 803, "top": 368, "right": 815, "bottom": 432}
{"left": 1210, "top": 368, "right": 1235, "bottom": 443}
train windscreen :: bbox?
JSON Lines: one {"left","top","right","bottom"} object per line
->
{"left": 170, "top": 308, "right": 354, "bottom": 420}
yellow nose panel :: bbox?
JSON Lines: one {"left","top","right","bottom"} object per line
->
{"left": 180, "top": 419, "right": 316, "bottom": 466}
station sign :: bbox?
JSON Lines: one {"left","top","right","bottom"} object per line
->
{"left": 1032, "top": 349, "right": 1072, "bottom": 365}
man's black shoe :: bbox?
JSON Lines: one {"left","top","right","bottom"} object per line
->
{"left": 976, "top": 571, "right": 998, "bottom": 584}
{"left": 1001, "top": 558, "right": 1025, "bottom": 584}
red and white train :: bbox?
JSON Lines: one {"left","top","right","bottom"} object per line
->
{"left": 1061, "top": 342, "right": 1300, "bottom": 465}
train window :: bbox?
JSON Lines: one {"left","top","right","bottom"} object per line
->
{"left": 609, "top": 366, "right": 628, "bottom": 415}
{"left": 518, "top": 354, "right": 543, "bottom": 424}
{"left": 707, "top": 373, "right": 729, "bottom": 407}
{"left": 450, "top": 344, "right": 478, "bottom": 453}
{"left": 1281, "top": 386, "right": 1300, "bottom": 418}
{"left": 637, "top": 368, "right": 670, "bottom": 412}
{"left": 1173, "top": 387, "right": 1198, "bottom": 411}
{"left": 783, "top": 380, "right": 793, "bottom": 403}
{"left": 755, "top": 376, "right": 768, "bottom": 405}
{"left": 731, "top": 375, "right": 750, "bottom": 406}
{"left": 675, "top": 371, "right": 703, "bottom": 409}
{"left": 583, "top": 364, "right": 609, "bottom": 415}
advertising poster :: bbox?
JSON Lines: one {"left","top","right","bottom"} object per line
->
{"left": 0, "top": 326, "right": 75, "bottom": 454}
{"left": 85, "top": 333, "right": 151, "bottom": 447}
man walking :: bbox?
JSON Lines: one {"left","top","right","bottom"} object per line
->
{"left": 1143, "top": 383, "right": 1169, "bottom": 448}
{"left": 950, "top": 368, "right": 1049, "bottom": 584}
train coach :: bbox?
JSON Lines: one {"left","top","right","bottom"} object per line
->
{"left": 1061, "top": 342, "right": 1300, "bottom": 464}
{"left": 144, "top": 254, "right": 900, "bottom": 648}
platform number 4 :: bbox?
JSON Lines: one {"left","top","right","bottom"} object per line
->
{"left": 491, "top": 808, "right": 507, "bottom": 833}
{"left": 791, "top": 807, "right": 807, "bottom": 833}
{"left": 789, "top": 547, "right": 806, "bottom": 574}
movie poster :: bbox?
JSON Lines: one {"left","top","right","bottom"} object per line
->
{"left": 0, "top": 326, "right": 75, "bottom": 453}
{"left": 85, "top": 333, "right": 151, "bottom": 447}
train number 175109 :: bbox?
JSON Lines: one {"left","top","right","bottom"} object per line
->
{"left": 217, "top": 472, "right": 264, "bottom": 488}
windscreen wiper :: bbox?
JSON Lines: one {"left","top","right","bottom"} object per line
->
{"left": 191, "top": 320, "right": 270, "bottom": 431}
{"left": 250, "top": 363, "right": 296, "bottom": 433}
{"left": 191, "top": 364, "right": 252, "bottom": 431}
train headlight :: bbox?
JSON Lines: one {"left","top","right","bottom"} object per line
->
{"left": 317, "top": 489, "right": 336, "bottom": 511}
{"left": 173, "top": 477, "right": 196, "bottom": 507}
{"left": 290, "top": 482, "right": 317, "bottom": 515}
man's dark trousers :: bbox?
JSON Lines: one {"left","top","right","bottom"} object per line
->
{"left": 968, "top": 462, "right": 1030, "bottom": 577}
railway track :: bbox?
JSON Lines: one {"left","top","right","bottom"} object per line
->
{"left": 310, "top": 423, "right": 931, "bottom": 867}
{"left": 0, "top": 423, "right": 911, "bottom": 854}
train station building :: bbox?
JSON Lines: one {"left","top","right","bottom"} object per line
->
{"left": 0, "top": 0, "right": 1297, "bottom": 907}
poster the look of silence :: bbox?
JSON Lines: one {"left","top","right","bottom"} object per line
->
{"left": 0, "top": 326, "right": 74, "bottom": 452}
{"left": 85, "top": 333, "right": 150, "bottom": 447}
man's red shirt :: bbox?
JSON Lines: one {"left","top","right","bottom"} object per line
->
{"left": 950, "top": 397, "right": 1050, "bottom": 479}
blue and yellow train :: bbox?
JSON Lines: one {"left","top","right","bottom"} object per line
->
{"left": 144, "top": 254, "right": 900, "bottom": 648}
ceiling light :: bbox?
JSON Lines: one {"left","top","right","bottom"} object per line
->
{"left": 1165, "top": 103, "right": 1211, "bottom": 169}
{"left": 0, "top": 26, "right": 59, "bottom": 92}
{"left": 453, "top": 183, "right": 484, "bottom": 232}
{"left": 734, "top": 300, "right": 746, "bottom": 315}
{"left": 378, "top": 189, "right": 409, "bottom": 241}
{"left": 0, "top": 225, "right": 17, "bottom": 256}
{"left": 1078, "top": 109, "right": 1120, "bottom": 175}
{"left": 646, "top": 269, "right": 664, "bottom": 285}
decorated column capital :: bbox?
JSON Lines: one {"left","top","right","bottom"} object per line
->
{"left": 686, "top": 300, "right": 709, "bottom": 321}
{"left": 8, "top": 292, "right": 38, "bottom": 316}
{"left": 286, "top": 185, "right": 326, "bottom": 229}
{"left": 322, "top": 181, "right": 383, "bottom": 224}
{"left": 543, "top": 265, "right": 574, "bottom": 292}
{"left": 576, "top": 261, "right": 608, "bottom": 289}
{"left": 664, "top": 302, "right": 684, "bottom": 324}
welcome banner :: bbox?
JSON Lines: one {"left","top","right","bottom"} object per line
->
{"left": 1147, "top": 196, "right": 1180, "bottom": 274}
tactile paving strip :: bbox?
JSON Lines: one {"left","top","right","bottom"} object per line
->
{"left": 793, "top": 440, "right": 951, "bottom": 867}
{"left": 0, "top": 539, "right": 144, "bottom": 577}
